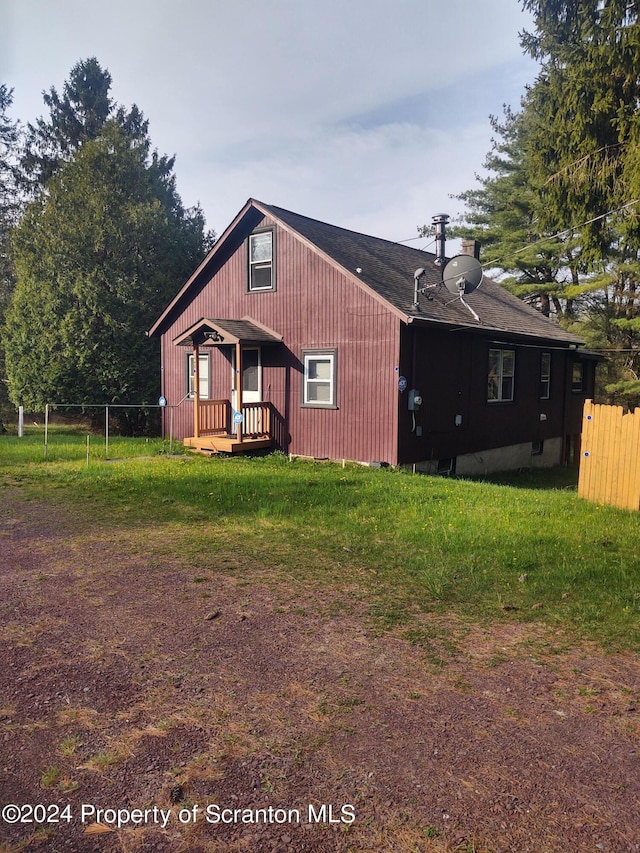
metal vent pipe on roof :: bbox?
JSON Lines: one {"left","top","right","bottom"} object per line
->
{"left": 432, "top": 213, "right": 450, "bottom": 266}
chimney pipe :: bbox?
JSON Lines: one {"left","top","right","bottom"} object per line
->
{"left": 432, "top": 214, "right": 449, "bottom": 265}
{"left": 461, "top": 238, "right": 481, "bottom": 260}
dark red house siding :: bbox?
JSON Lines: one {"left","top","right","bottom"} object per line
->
{"left": 159, "top": 214, "right": 402, "bottom": 464}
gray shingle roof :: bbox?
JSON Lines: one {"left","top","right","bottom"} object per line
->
{"left": 173, "top": 318, "right": 282, "bottom": 347}
{"left": 261, "top": 203, "right": 584, "bottom": 346}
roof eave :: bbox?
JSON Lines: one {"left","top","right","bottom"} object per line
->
{"left": 406, "top": 313, "right": 585, "bottom": 347}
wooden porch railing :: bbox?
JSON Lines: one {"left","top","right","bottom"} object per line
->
{"left": 198, "top": 399, "right": 230, "bottom": 436}
{"left": 197, "top": 399, "right": 272, "bottom": 439}
{"left": 241, "top": 402, "right": 272, "bottom": 437}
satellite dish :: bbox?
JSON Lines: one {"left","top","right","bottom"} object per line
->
{"left": 442, "top": 255, "right": 483, "bottom": 295}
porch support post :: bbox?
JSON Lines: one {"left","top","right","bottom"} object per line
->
{"left": 235, "top": 341, "right": 243, "bottom": 443}
{"left": 193, "top": 343, "right": 200, "bottom": 439}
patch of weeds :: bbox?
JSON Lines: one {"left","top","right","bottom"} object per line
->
{"left": 57, "top": 736, "right": 82, "bottom": 757}
{"left": 193, "top": 576, "right": 209, "bottom": 583}
{"left": 337, "top": 697, "right": 365, "bottom": 708}
{"left": 58, "top": 777, "right": 79, "bottom": 793}
{"left": 317, "top": 696, "right": 332, "bottom": 716}
{"left": 84, "top": 749, "right": 126, "bottom": 771}
{"left": 40, "top": 766, "right": 61, "bottom": 788}
{"left": 409, "top": 691, "right": 421, "bottom": 700}
{"left": 450, "top": 674, "right": 472, "bottom": 693}
{"left": 422, "top": 825, "right": 441, "bottom": 838}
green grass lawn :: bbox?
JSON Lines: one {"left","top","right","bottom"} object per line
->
{"left": 2, "top": 429, "right": 640, "bottom": 650}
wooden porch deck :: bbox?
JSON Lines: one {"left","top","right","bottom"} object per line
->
{"left": 184, "top": 434, "right": 273, "bottom": 455}
{"left": 184, "top": 399, "right": 274, "bottom": 455}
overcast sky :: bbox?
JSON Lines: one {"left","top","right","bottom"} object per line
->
{"left": 2, "top": 0, "right": 538, "bottom": 244}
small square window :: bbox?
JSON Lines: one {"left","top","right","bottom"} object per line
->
{"left": 248, "top": 230, "right": 274, "bottom": 291}
{"left": 302, "top": 349, "right": 337, "bottom": 408}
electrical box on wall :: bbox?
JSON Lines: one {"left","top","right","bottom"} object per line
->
{"left": 408, "top": 390, "right": 422, "bottom": 411}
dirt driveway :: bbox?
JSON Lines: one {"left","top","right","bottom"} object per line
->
{"left": 1, "top": 491, "right": 639, "bottom": 852}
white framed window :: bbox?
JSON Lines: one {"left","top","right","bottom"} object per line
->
{"left": 487, "top": 348, "right": 515, "bottom": 402}
{"left": 302, "top": 349, "right": 337, "bottom": 408}
{"left": 248, "top": 230, "right": 274, "bottom": 291}
{"left": 540, "top": 352, "right": 551, "bottom": 399}
{"left": 187, "top": 353, "right": 210, "bottom": 399}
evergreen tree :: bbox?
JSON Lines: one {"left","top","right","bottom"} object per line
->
{"left": 450, "top": 2, "right": 640, "bottom": 404}
{"left": 20, "top": 57, "right": 147, "bottom": 193}
{"left": 448, "top": 106, "right": 579, "bottom": 318}
{"left": 5, "top": 121, "right": 209, "bottom": 433}
{"left": 0, "top": 84, "right": 21, "bottom": 430}
{"left": 520, "top": 0, "right": 640, "bottom": 404}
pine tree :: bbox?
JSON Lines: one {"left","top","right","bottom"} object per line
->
{"left": 519, "top": 0, "right": 640, "bottom": 404}
{"left": 20, "top": 57, "right": 147, "bottom": 193}
{"left": 449, "top": 106, "right": 579, "bottom": 318}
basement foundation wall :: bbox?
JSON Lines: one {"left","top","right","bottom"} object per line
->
{"left": 414, "top": 437, "right": 564, "bottom": 476}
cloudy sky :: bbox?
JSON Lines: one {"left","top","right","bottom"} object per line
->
{"left": 2, "top": 0, "right": 538, "bottom": 244}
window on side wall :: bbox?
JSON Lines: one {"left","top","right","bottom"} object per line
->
{"left": 572, "top": 361, "right": 584, "bottom": 392}
{"left": 302, "top": 349, "right": 337, "bottom": 408}
{"left": 540, "top": 352, "right": 551, "bottom": 399}
{"left": 248, "top": 229, "right": 275, "bottom": 291}
{"left": 487, "top": 348, "right": 515, "bottom": 402}
{"left": 187, "top": 353, "right": 210, "bottom": 399}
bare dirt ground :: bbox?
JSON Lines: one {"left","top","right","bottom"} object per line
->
{"left": 1, "top": 490, "right": 639, "bottom": 853}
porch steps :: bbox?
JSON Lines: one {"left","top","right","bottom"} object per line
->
{"left": 183, "top": 434, "right": 273, "bottom": 455}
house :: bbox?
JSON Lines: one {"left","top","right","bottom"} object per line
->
{"left": 148, "top": 198, "right": 597, "bottom": 474}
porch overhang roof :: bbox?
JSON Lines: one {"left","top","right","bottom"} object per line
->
{"left": 173, "top": 317, "right": 283, "bottom": 348}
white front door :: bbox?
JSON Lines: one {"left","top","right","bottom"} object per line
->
{"left": 231, "top": 347, "right": 262, "bottom": 408}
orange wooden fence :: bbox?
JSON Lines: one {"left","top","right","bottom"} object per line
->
{"left": 577, "top": 400, "right": 640, "bottom": 510}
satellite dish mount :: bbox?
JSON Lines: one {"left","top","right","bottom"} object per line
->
{"left": 413, "top": 267, "right": 436, "bottom": 310}
{"left": 441, "top": 255, "right": 483, "bottom": 322}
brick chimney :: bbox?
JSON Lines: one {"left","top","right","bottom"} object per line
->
{"left": 461, "top": 238, "right": 481, "bottom": 260}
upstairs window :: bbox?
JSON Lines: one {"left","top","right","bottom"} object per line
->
{"left": 540, "top": 352, "right": 551, "bottom": 399}
{"left": 248, "top": 230, "right": 274, "bottom": 291}
{"left": 488, "top": 348, "right": 515, "bottom": 402}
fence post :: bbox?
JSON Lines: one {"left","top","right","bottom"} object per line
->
{"left": 44, "top": 404, "right": 49, "bottom": 458}
{"left": 105, "top": 405, "right": 109, "bottom": 459}
{"left": 18, "top": 406, "right": 24, "bottom": 437}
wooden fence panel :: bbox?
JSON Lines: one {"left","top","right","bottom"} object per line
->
{"left": 578, "top": 400, "right": 640, "bottom": 510}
